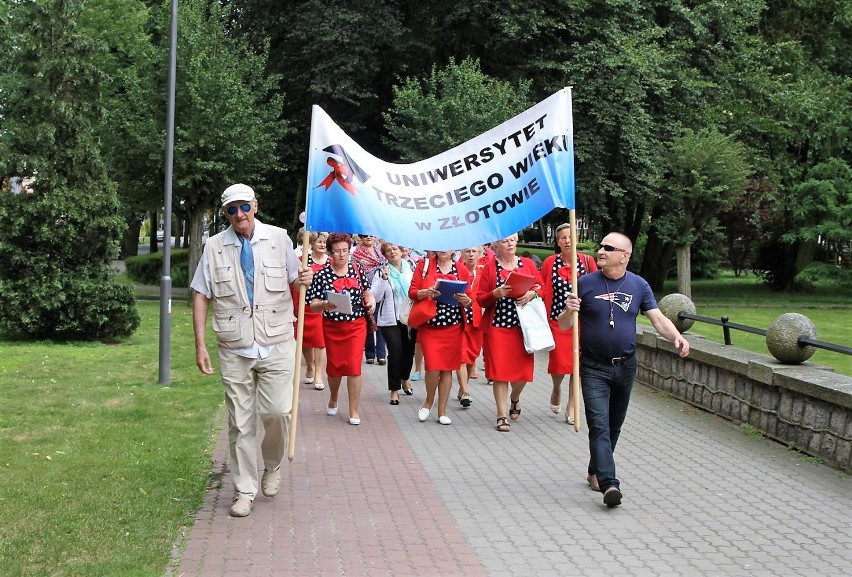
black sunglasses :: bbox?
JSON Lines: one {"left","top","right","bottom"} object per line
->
{"left": 225, "top": 203, "right": 252, "bottom": 216}
{"left": 599, "top": 243, "right": 629, "bottom": 253}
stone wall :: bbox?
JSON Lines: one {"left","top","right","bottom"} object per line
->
{"left": 635, "top": 326, "right": 852, "bottom": 472}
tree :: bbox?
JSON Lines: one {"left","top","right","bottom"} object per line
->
{"left": 0, "top": 0, "right": 139, "bottom": 340}
{"left": 155, "top": 0, "right": 290, "bottom": 282}
{"left": 783, "top": 158, "right": 852, "bottom": 267}
{"left": 382, "top": 57, "right": 532, "bottom": 160}
{"left": 80, "top": 0, "right": 163, "bottom": 258}
{"left": 646, "top": 128, "right": 751, "bottom": 295}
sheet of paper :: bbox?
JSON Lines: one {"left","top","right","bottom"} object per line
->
{"left": 325, "top": 291, "right": 354, "bottom": 315}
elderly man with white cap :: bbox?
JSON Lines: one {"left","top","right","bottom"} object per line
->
{"left": 191, "top": 183, "right": 312, "bottom": 517}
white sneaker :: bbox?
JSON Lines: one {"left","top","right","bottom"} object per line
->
{"left": 261, "top": 468, "right": 280, "bottom": 497}
{"left": 417, "top": 407, "right": 431, "bottom": 422}
{"left": 229, "top": 495, "right": 253, "bottom": 517}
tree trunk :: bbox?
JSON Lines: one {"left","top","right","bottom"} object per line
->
{"left": 120, "top": 217, "right": 142, "bottom": 258}
{"left": 187, "top": 208, "right": 205, "bottom": 295}
{"left": 640, "top": 229, "right": 669, "bottom": 291}
{"left": 676, "top": 243, "right": 691, "bottom": 298}
{"left": 782, "top": 238, "right": 817, "bottom": 291}
{"left": 150, "top": 210, "right": 158, "bottom": 253}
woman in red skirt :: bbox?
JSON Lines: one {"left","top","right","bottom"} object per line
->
{"left": 541, "top": 223, "right": 598, "bottom": 424}
{"left": 455, "top": 245, "right": 486, "bottom": 407}
{"left": 409, "top": 251, "right": 472, "bottom": 425}
{"left": 294, "top": 231, "right": 328, "bottom": 390}
{"left": 307, "top": 233, "right": 376, "bottom": 426}
{"left": 476, "top": 233, "right": 543, "bottom": 432}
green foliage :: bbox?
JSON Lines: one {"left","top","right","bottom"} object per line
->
{"left": 383, "top": 57, "right": 533, "bottom": 161}
{"left": 126, "top": 249, "right": 190, "bottom": 287}
{"left": 794, "top": 262, "right": 852, "bottom": 291}
{"left": 0, "top": 187, "right": 140, "bottom": 340}
{"left": 655, "top": 128, "right": 752, "bottom": 243}
{"left": 782, "top": 158, "right": 852, "bottom": 256}
{"left": 0, "top": 0, "right": 139, "bottom": 341}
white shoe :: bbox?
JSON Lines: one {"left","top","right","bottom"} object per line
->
{"left": 304, "top": 376, "right": 314, "bottom": 384}
{"left": 564, "top": 408, "right": 575, "bottom": 425}
{"left": 326, "top": 406, "right": 338, "bottom": 416}
{"left": 314, "top": 382, "right": 325, "bottom": 390}
{"left": 417, "top": 407, "right": 431, "bottom": 422}
{"left": 550, "top": 404, "right": 560, "bottom": 414}
{"left": 261, "top": 468, "right": 280, "bottom": 497}
{"left": 437, "top": 415, "right": 452, "bottom": 425}
{"left": 349, "top": 417, "right": 361, "bottom": 426}
{"left": 229, "top": 495, "right": 253, "bottom": 517}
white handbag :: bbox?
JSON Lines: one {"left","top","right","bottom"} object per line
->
{"left": 516, "top": 297, "right": 555, "bottom": 353}
{"left": 397, "top": 257, "right": 429, "bottom": 326}
{"left": 397, "top": 297, "right": 415, "bottom": 325}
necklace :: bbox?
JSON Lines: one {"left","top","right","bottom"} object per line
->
{"left": 602, "top": 273, "right": 628, "bottom": 329}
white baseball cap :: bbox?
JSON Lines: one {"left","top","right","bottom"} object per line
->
{"left": 221, "top": 183, "right": 256, "bottom": 207}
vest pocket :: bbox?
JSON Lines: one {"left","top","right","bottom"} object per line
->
{"left": 212, "top": 266, "right": 236, "bottom": 297}
{"left": 262, "top": 259, "right": 288, "bottom": 292}
{"left": 212, "top": 311, "right": 242, "bottom": 342}
{"left": 264, "top": 307, "right": 294, "bottom": 337}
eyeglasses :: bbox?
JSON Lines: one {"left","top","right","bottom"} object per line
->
{"left": 225, "top": 203, "right": 252, "bottom": 216}
{"left": 599, "top": 243, "right": 630, "bottom": 253}
{"left": 330, "top": 248, "right": 350, "bottom": 255}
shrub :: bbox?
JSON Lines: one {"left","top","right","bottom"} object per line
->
{"left": 794, "top": 261, "right": 852, "bottom": 291}
{"left": 0, "top": 186, "right": 140, "bottom": 340}
{"left": 125, "top": 249, "right": 190, "bottom": 287}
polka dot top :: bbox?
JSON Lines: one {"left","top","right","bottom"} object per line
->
{"left": 492, "top": 259, "right": 522, "bottom": 328}
{"left": 306, "top": 262, "right": 368, "bottom": 321}
{"left": 549, "top": 254, "right": 590, "bottom": 320}
{"left": 427, "top": 263, "right": 464, "bottom": 328}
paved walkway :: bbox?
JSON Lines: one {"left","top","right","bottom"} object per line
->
{"left": 167, "top": 351, "right": 852, "bottom": 577}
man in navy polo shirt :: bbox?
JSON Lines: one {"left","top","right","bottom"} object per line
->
{"left": 559, "top": 232, "right": 690, "bottom": 508}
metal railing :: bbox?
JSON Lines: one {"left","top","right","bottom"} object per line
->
{"left": 676, "top": 312, "right": 852, "bottom": 356}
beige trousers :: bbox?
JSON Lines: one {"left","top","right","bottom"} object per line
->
{"left": 218, "top": 340, "right": 295, "bottom": 499}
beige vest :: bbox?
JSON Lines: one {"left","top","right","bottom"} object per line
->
{"left": 205, "top": 223, "right": 295, "bottom": 349}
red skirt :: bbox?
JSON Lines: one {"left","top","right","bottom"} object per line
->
{"left": 462, "top": 323, "right": 483, "bottom": 365}
{"left": 419, "top": 324, "right": 464, "bottom": 371}
{"left": 292, "top": 287, "right": 325, "bottom": 348}
{"left": 322, "top": 316, "right": 366, "bottom": 377}
{"left": 483, "top": 326, "right": 534, "bottom": 382}
{"left": 300, "top": 309, "right": 325, "bottom": 348}
{"left": 547, "top": 319, "right": 578, "bottom": 374}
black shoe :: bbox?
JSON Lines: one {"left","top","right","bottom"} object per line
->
{"left": 603, "top": 487, "right": 622, "bottom": 508}
{"left": 403, "top": 387, "right": 414, "bottom": 396}
{"left": 459, "top": 393, "right": 472, "bottom": 408}
{"left": 389, "top": 399, "right": 400, "bottom": 405}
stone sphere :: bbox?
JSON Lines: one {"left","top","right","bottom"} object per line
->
{"left": 658, "top": 293, "right": 696, "bottom": 332}
{"left": 765, "top": 313, "right": 818, "bottom": 364}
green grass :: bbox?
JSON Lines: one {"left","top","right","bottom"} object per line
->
{"left": 0, "top": 302, "right": 223, "bottom": 577}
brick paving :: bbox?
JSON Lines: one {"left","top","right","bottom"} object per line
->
{"left": 167, "top": 350, "right": 852, "bottom": 577}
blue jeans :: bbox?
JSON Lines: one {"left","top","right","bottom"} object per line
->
{"left": 580, "top": 356, "right": 637, "bottom": 491}
{"left": 365, "top": 328, "right": 387, "bottom": 360}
